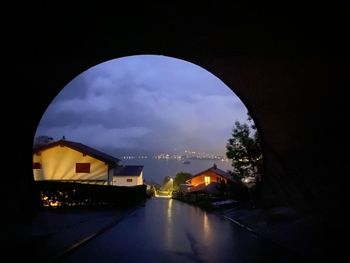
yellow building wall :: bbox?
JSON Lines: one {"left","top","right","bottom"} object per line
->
{"left": 33, "top": 153, "right": 42, "bottom": 180}
{"left": 33, "top": 145, "right": 109, "bottom": 182}
{"left": 112, "top": 171, "right": 143, "bottom": 186}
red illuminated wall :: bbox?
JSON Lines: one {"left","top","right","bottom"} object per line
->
{"left": 188, "top": 171, "right": 228, "bottom": 186}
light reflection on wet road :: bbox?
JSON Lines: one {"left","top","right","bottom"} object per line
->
{"left": 62, "top": 198, "right": 300, "bottom": 263}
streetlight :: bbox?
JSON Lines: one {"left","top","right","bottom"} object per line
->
{"left": 169, "top": 178, "right": 174, "bottom": 194}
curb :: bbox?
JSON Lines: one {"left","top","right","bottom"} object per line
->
{"left": 53, "top": 204, "right": 142, "bottom": 261}
{"left": 217, "top": 211, "right": 311, "bottom": 260}
{"left": 221, "top": 215, "right": 256, "bottom": 235}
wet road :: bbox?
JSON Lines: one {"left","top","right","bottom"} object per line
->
{"left": 61, "top": 198, "right": 300, "bottom": 263}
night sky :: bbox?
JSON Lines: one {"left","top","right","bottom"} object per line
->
{"left": 35, "top": 55, "right": 248, "bottom": 156}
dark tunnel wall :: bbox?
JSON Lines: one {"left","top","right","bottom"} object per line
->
{"left": 4, "top": 3, "right": 347, "bottom": 229}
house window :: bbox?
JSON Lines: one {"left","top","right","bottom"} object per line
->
{"left": 33, "top": 162, "right": 41, "bottom": 169}
{"left": 126, "top": 178, "right": 133, "bottom": 182}
{"left": 76, "top": 163, "right": 90, "bottom": 173}
{"left": 204, "top": 176, "right": 210, "bottom": 185}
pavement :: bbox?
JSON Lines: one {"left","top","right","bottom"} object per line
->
{"left": 5, "top": 206, "right": 140, "bottom": 262}
{"left": 214, "top": 202, "right": 345, "bottom": 261}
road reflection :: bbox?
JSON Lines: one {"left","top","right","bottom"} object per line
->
{"left": 63, "top": 198, "right": 302, "bottom": 263}
{"left": 165, "top": 198, "right": 173, "bottom": 249}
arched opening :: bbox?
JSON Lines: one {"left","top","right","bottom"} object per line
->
{"left": 4, "top": 3, "right": 347, "bottom": 261}
{"left": 33, "top": 54, "right": 263, "bottom": 207}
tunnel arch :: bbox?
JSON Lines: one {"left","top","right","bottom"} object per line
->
{"left": 4, "top": 4, "right": 347, "bottom": 261}
{"left": 33, "top": 54, "right": 265, "bottom": 193}
{"left": 5, "top": 1, "right": 345, "bottom": 225}
{"left": 29, "top": 52, "right": 313, "bottom": 211}
{"left": 44, "top": 53, "right": 344, "bottom": 214}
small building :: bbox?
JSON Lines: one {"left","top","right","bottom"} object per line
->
{"left": 185, "top": 164, "right": 235, "bottom": 195}
{"left": 113, "top": 165, "right": 144, "bottom": 186}
{"left": 33, "top": 139, "right": 143, "bottom": 186}
{"left": 186, "top": 163, "right": 233, "bottom": 187}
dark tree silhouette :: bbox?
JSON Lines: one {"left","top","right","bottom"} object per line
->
{"left": 226, "top": 113, "right": 263, "bottom": 183}
{"left": 173, "top": 172, "right": 192, "bottom": 191}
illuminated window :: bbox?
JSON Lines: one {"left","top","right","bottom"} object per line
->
{"left": 204, "top": 176, "right": 210, "bottom": 185}
{"left": 76, "top": 163, "right": 90, "bottom": 173}
{"left": 33, "top": 162, "right": 41, "bottom": 169}
{"left": 127, "top": 178, "right": 133, "bottom": 182}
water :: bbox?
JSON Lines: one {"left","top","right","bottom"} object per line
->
{"left": 121, "top": 158, "right": 233, "bottom": 184}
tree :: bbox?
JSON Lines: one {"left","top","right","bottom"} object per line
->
{"left": 173, "top": 172, "right": 192, "bottom": 191}
{"left": 226, "top": 113, "right": 263, "bottom": 183}
{"left": 226, "top": 113, "right": 263, "bottom": 204}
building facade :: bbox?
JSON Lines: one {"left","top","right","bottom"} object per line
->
{"left": 113, "top": 165, "right": 144, "bottom": 186}
{"left": 33, "top": 139, "right": 143, "bottom": 186}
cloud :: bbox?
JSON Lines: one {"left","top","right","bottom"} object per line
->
{"left": 35, "top": 55, "right": 250, "bottom": 154}
{"left": 38, "top": 124, "right": 150, "bottom": 150}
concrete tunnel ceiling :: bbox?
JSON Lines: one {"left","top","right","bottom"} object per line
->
{"left": 6, "top": 2, "right": 347, "bottom": 222}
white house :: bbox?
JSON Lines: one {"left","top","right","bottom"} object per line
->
{"left": 113, "top": 165, "right": 144, "bottom": 186}
{"left": 33, "top": 139, "right": 143, "bottom": 186}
